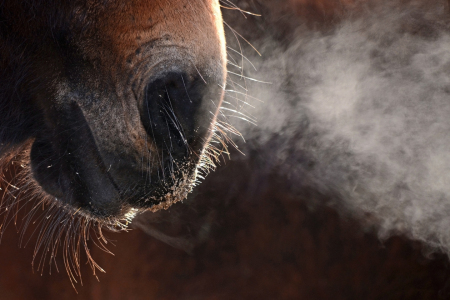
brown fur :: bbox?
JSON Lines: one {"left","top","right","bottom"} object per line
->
{"left": 0, "top": 0, "right": 228, "bottom": 217}
{"left": 0, "top": 0, "right": 228, "bottom": 285}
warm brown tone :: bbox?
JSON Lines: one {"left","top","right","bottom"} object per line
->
{"left": 1, "top": 0, "right": 450, "bottom": 299}
{"left": 0, "top": 0, "right": 227, "bottom": 221}
{"left": 0, "top": 151, "right": 449, "bottom": 299}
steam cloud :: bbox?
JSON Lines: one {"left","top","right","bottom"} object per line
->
{"left": 228, "top": 1, "right": 450, "bottom": 255}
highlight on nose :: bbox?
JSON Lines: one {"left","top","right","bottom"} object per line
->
{"left": 141, "top": 71, "right": 211, "bottom": 161}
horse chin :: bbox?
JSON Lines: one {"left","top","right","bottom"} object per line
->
{"left": 145, "top": 164, "right": 199, "bottom": 213}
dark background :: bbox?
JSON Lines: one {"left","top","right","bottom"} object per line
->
{"left": 1, "top": 149, "right": 449, "bottom": 299}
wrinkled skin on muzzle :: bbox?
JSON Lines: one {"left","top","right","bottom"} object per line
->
{"left": 0, "top": 0, "right": 227, "bottom": 220}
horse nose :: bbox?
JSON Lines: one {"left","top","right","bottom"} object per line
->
{"left": 141, "top": 71, "right": 214, "bottom": 160}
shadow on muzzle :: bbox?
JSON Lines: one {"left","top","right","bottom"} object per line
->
{"left": 30, "top": 65, "right": 224, "bottom": 219}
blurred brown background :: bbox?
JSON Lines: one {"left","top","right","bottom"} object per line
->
{"left": 1, "top": 151, "right": 449, "bottom": 299}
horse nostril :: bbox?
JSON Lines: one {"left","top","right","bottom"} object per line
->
{"left": 141, "top": 72, "right": 208, "bottom": 159}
